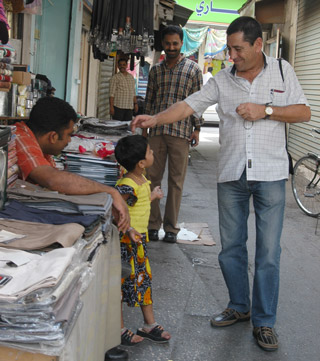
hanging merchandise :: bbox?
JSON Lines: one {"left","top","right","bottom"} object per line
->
{"left": 89, "top": 0, "right": 154, "bottom": 62}
{"left": 204, "top": 28, "right": 226, "bottom": 58}
{"left": 0, "top": 0, "right": 9, "bottom": 44}
{"left": 181, "top": 26, "right": 208, "bottom": 57}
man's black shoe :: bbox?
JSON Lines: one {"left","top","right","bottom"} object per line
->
{"left": 163, "top": 232, "right": 177, "bottom": 243}
{"left": 105, "top": 346, "right": 128, "bottom": 360}
{"left": 148, "top": 229, "right": 159, "bottom": 241}
{"left": 253, "top": 326, "right": 278, "bottom": 352}
{"left": 210, "top": 308, "right": 250, "bottom": 327}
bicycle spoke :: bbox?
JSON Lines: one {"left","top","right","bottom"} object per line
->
{"left": 292, "top": 155, "right": 320, "bottom": 217}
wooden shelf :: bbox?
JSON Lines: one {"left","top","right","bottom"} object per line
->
{"left": 0, "top": 117, "right": 29, "bottom": 125}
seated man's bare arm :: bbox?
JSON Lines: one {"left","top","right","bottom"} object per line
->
{"left": 29, "top": 166, "right": 130, "bottom": 232}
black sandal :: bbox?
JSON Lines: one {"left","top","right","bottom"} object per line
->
{"left": 121, "top": 329, "right": 143, "bottom": 347}
{"left": 136, "top": 325, "right": 170, "bottom": 343}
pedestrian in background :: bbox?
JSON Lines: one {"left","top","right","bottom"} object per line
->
{"left": 132, "top": 16, "right": 311, "bottom": 351}
{"left": 144, "top": 25, "right": 203, "bottom": 244}
{"left": 109, "top": 58, "right": 138, "bottom": 121}
{"left": 203, "top": 66, "right": 213, "bottom": 85}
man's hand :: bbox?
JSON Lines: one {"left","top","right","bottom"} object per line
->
{"left": 131, "top": 115, "right": 157, "bottom": 133}
{"left": 236, "top": 103, "right": 265, "bottom": 121}
{"left": 110, "top": 105, "right": 115, "bottom": 116}
{"left": 134, "top": 103, "right": 139, "bottom": 114}
{"left": 189, "top": 130, "right": 200, "bottom": 147}
{"left": 111, "top": 191, "right": 130, "bottom": 233}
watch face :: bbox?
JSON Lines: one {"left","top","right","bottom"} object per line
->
{"left": 266, "top": 106, "right": 273, "bottom": 115}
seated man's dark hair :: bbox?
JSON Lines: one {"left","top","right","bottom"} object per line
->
{"left": 161, "top": 25, "right": 183, "bottom": 41}
{"left": 227, "top": 16, "right": 262, "bottom": 45}
{"left": 27, "top": 97, "right": 77, "bottom": 138}
{"left": 115, "top": 135, "right": 148, "bottom": 172}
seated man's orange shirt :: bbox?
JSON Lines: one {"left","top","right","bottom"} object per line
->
{"left": 14, "top": 121, "right": 56, "bottom": 181}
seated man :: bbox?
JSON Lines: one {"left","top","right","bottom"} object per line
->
{"left": 14, "top": 96, "right": 130, "bottom": 232}
{"left": 14, "top": 96, "right": 130, "bottom": 360}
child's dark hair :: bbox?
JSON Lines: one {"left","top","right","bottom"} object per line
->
{"left": 115, "top": 135, "right": 148, "bottom": 171}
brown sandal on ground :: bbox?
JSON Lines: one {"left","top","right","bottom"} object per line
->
{"left": 121, "top": 328, "right": 144, "bottom": 347}
{"left": 136, "top": 325, "right": 171, "bottom": 343}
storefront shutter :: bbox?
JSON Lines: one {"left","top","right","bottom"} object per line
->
{"left": 97, "top": 57, "right": 115, "bottom": 120}
{"left": 288, "top": 0, "right": 320, "bottom": 160}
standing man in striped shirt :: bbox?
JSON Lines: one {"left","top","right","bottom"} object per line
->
{"left": 145, "top": 25, "right": 203, "bottom": 244}
{"left": 109, "top": 58, "right": 138, "bottom": 121}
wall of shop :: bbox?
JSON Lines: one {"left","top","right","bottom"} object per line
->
{"left": 33, "top": 0, "right": 72, "bottom": 100}
{"left": 32, "top": 0, "right": 84, "bottom": 111}
{"left": 287, "top": 0, "right": 320, "bottom": 160}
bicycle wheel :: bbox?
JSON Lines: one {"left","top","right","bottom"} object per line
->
{"left": 291, "top": 155, "right": 320, "bottom": 217}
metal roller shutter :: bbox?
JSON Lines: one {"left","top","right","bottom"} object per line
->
{"left": 97, "top": 57, "right": 115, "bottom": 120}
{"left": 288, "top": 0, "right": 320, "bottom": 161}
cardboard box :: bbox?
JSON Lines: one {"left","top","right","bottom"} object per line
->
{"left": 13, "top": 64, "right": 29, "bottom": 72}
{"left": 12, "top": 71, "right": 31, "bottom": 85}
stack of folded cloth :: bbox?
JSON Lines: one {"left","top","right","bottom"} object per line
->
{"left": 6, "top": 179, "right": 113, "bottom": 240}
{"left": 62, "top": 135, "right": 119, "bottom": 187}
{"left": 80, "top": 117, "right": 129, "bottom": 135}
{"left": 0, "top": 200, "right": 104, "bottom": 251}
{"left": 0, "top": 44, "right": 15, "bottom": 92}
{"left": 0, "top": 178, "right": 116, "bottom": 354}
{"left": 7, "top": 125, "right": 18, "bottom": 188}
{"left": 0, "top": 245, "right": 88, "bottom": 354}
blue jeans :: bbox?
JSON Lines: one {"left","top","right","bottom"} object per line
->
{"left": 217, "top": 170, "right": 286, "bottom": 327}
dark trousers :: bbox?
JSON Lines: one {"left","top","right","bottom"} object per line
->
{"left": 112, "top": 107, "right": 133, "bottom": 121}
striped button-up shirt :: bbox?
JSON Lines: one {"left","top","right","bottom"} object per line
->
{"left": 109, "top": 72, "right": 136, "bottom": 109}
{"left": 185, "top": 54, "right": 309, "bottom": 183}
{"left": 145, "top": 55, "right": 203, "bottom": 139}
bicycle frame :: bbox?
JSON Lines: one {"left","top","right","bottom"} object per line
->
{"left": 306, "top": 153, "right": 320, "bottom": 190}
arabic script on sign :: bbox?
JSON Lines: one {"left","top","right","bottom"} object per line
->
{"left": 196, "top": 0, "right": 215, "bottom": 16}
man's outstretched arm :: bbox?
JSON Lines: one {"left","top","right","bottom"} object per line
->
{"left": 131, "top": 101, "right": 194, "bottom": 132}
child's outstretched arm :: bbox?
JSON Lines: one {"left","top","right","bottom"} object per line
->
{"left": 151, "top": 186, "right": 163, "bottom": 202}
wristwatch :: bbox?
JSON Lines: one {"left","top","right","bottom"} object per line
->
{"left": 264, "top": 104, "right": 273, "bottom": 119}
{"left": 194, "top": 127, "right": 201, "bottom": 131}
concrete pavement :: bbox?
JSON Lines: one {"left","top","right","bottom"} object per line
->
{"left": 121, "top": 127, "right": 320, "bottom": 361}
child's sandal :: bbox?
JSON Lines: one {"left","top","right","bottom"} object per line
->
{"left": 136, "top": 325, "right": 170, "bottom": 343}
{"left": 121, "top": 328, "right": 143, "bottom": 347}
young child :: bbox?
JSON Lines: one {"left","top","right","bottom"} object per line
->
{"left": 115, "top": 135, "right": 171, "bottom": 346}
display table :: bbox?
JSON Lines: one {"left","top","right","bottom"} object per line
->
{"left": 0, "top": 225, "right": 121, "bottom": 361}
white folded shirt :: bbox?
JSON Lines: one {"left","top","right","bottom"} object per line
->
{"left": 0, "top": 247, "right": 75, "bottom": 302}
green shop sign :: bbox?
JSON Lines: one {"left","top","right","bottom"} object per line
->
{"left": 176, "top": 0, "right": 246, "bottom": 24}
